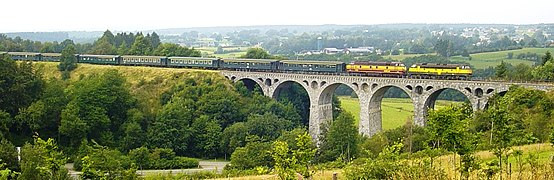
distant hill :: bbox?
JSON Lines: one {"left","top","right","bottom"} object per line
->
{"left": 4, "top": 31, "right": 102, "bottom": 43}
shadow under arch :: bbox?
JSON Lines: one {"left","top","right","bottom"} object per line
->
{"left": 236, "top": 77, "right": 264, "bottom": 95}
{"left": 271, "top": 80, "right": 311, "bottom": 126}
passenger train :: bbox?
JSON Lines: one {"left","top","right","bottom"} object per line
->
{"left": 1, "top": 51, "right": 472, "bottom": 79}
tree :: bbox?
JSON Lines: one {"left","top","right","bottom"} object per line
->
{"left": 495, "top": 60, "right": 508, "bottom": 79}
{"left": 242, "top": 47, "right": 272, "bottom": 59}
{"left": 117, "top": 41, "right": 128, "bottom": 55}
{"left": 319, "top": 111, "right": 358, "bottom": 162}
{"left": 59, "top": 70, "right": 135, "bottom": 147}
{"left": 153, "top": 43, "right": 200, "bottom": 57}
{"left": 0, "top": 138, "right": 18, "bottom": 172}
{"left": 90, "top": 38, "right": 116, "bottom": 55}
{"left": 434, "top": 39, "right": 452, "bottom": 57}
{"left": 461, "top": 49, "right": 470, "bottom": 57}
{"left": 58, "top": 44, "right": 78, "bottom": 79}
{"left": 0, "top": 55, "right": 44, "bottom": 116}
{"left": 148, "top": 98, "right": 195, "bottom": 156}
{"left": 272, "top": 141, "right": 296, "bottom": 180}
{"left": 149, "top": 32, "right": 161, "bottom": 49}
{"left": 19, "top": 137, "right": 69, "bottom": 180}
{"left": 191, "top": 115, "right": 222, "bottom": 158}
{"left": 80, "top": 143, "right": 136, "bottom": 180}
{"left": 229, "top": 136, "right": 273, "bottom": 170}
{"left": 128, "top": 35, "right": 152, "bottom": 55}
{"left": 541, "top": 51, "right": 553, "bottom": 66}
{"left": 293, "top": 132, "right": 317, "bottom": 179}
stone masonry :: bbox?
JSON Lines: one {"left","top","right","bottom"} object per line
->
{"left": 221, "top": 71, "right": 554, "bottom": 142}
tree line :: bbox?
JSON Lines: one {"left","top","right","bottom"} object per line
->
{"left": 0, "top": 30, "right": 201, "bottom": 57}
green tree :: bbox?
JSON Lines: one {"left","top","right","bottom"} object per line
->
{"left": 229, "top": 136, "right": 273, "bottom": 170}
{"left": 220, "top": 122, "right": 248, "bottom": 156}
{"left": 293, "top": 132, "right": 317, "bottom": 179}
{"left": 117, "top": 41, "right": 128, "bottom": 55}
{"left": 153, "top": 43, "right": 201, "bottom": 57}
{"left": 541, "top": 51, "right": 553, "bottom": 66}
{"left": 272, "top": 141, "right": 296, "bottom": 180}
{"left": 319, "top": 111, "right": 358, "bottom": 162}
{"left": 0, "top": 56, "right": 44, "bottom": 116}
{"left": 149, "top": 32, "right": 161, "bottom": 49}
{"left": 19, "top": 137, "right": 69, "bottom": 180}
{"left": 434, "top": 39, "right": 452, "bottom": 57}
{"left": 59, "top": 70, "right": 135, "bottom": 147}
{"left": 242, "top": 47, "right": 272, "bottom": 59}
{"left": 80, "top": 144, "right": 136, "bottom": 180}
{"left": 90, "top": 38, "right": 116, "bottom": 55}
{"left": 495, "top": 60, "right": 508, "bottom": 79}
{"left": 148, "top": 98, "right": 194, "bottom": 156}
{"left": 191, "top": 115, "right": 222, "bottom": 158}
{"left": 0, "top": 138, "right": 18, "bottom": 172}
{"left": 57, "top": 44, "right": 78, "bottom": 79}
{"left": 128, "top": 35, "right": 152, "bottom": 55}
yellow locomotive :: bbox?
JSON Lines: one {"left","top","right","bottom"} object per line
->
{"left": 408, "top": 63, "right": 472, "bottom": 79}
{"left": 346, "top": 61, "right": 406, "bottom": 76}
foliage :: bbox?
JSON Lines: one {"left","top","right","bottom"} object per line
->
{"left": 0, "top": 56, "right": 44, "bottom": 117}
{"left": 319, "top": 111, "right": 358, "bottom": 162}
{"left": 59, "top": 70, "right": 136, "bottom": 148}
{"left": 80, "top": 143, "right": 137, "bottom": 180}
{"left": 228, "top": 136, "right": 273, "bottom": 170}
{"left": 242, "top": 47, "right": 273, "bottom": 59}
{"left": 153, "top": 43, "right": 200, "bottom": 57}
{"left": 344, "top": 142, "right": 404, "bottom": 179}
{"left": 19, "top": 137, "right": 69, "bottom": 180}
{"left": 0, "top": 138, "right": 18, "bottom": 172}
{"left": 272, "top": 141, "right": 296, "bottom": 180}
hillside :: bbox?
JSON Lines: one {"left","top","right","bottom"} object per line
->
{"left": 34, "top": 62, "right": 221, "bottom": 115}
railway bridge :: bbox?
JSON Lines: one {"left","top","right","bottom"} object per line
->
{"left": 221, "top": 71, "right": 554, "bottom": 141}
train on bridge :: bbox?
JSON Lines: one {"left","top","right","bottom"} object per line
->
{"left": 1, "top": 51, "right": 472, "bottom": 79}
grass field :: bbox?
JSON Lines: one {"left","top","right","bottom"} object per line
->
{"left": 339, "top": 96, "right": 457, "bottom": 130}
{"left": 449, "top": 48, "right": 554, "bottom": 69}
{"left": 196, "top": 46, "right": 249, "bottom": 58}
{"left": 384, "top": 48, "right": 554, "bottom": 69}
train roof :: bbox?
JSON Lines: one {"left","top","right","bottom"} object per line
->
{"left": 41, "top": 53, "right": 61, "bottom": 56}
{"left": 412, "top": 63, "right": 471, "bottom": 68}
{"left": 349, "top": 61, "right": 404, "bottom": 65}
{"left": 80, "top": 54, "right": 120, "bottom": 58}
{"left": 121, "top": 55, "right": 166, "bottom": 58}
{"left": 168, "top": 57, "right": 218, "bottom": 60}
{"left": 7, "top": 52, "right": 40, "bottom": 55}
{"left": 222, "top": 58, "right": 279, "bottom": 63}
{"left": 280, "top": 60, "right": 344, "bottom": 65}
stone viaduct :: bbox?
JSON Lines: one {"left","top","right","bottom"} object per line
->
{"left": 221, "top": 71, "right": 554, "bottom": 141}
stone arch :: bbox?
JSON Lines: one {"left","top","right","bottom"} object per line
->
{"left": 423, "top": 87, "right": 473, "bottom": 116}
{"left": 265, "top": 78, "right": 272, "bottom": 86}
{"left": 363, "top": 85, "right": 413, "bottom": 136}
{"left": 271, "top": 80, "right": 312, "bottom": 101}
{"left": 236, "top": 77, "right": 265, "bottom": 94}
{"left": 319, "top": 82, "right": 360, "bottom": 106}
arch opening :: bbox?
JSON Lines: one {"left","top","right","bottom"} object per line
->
{"left": 368, "top": 86, "right": 413, "bottom": 131}
{"left": 272, "top": 81, "right": 311, "bottom": 126}
{"left": 424, "top": 88, "right": 471, "bottom": 117}
{"left": 328, "top": 84, "right": 360, "bottom": 120}
{"left": 237, "top": 78, "right": 263, "bottom": 95}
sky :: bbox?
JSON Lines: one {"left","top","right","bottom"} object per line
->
{"left": 1, "top": 0, "right": 553, "bottom": 33}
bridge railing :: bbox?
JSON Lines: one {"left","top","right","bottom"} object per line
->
{"left": 223, "top": 70, "right": 554, "bottom": 85}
